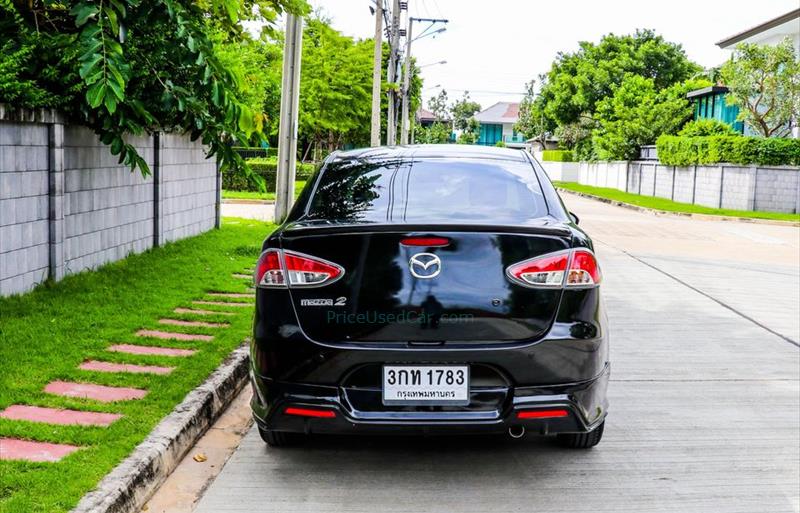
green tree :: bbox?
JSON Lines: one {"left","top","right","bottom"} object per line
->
{"left": 0, "top": 0, "right": 309, "bottom": 174}
{"left": 515, "top": 79, "right": 555, "bottom": 149}
{"left": 720, "top": 38, "right": 800, "bottom": 138}
{"left": 450, "top": 91, "right": 481, "bottom": 130}
{"left": 417, "top": 121, "right": 450, "bottom": 144}
{"left": 427, "top": 89, "right": 449, "bottom": 121}
{"left": 536, "top": 29, "right": 699, "bottom": 127}
{"left": 457, "top": 117, "right": 480, "bottom": 144}
{"left": 592, "top": 75, "right": 709, "bottom": 160}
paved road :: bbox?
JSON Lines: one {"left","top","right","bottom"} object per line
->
{"left": 221, "top": 201, "right": 275, "bottom": 222}
{"left": 195, "top": 195, "right": 799, "bottom": 513}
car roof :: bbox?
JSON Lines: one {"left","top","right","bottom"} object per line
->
{"left": 332, "top": 144, "right": 529, "bottom": 163}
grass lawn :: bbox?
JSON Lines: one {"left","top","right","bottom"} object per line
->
{"left": 0, "top": 218, "right": 274, "bottom": 513}
{"left": 555, "top": 181, "right": 800, "bottom": 223}
{"left": 222, "top": 180, "right": 307, "bottom": 201}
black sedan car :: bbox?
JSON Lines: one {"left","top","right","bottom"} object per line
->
{"left": 250, "top": 145, "right": 609, "bottom": 448}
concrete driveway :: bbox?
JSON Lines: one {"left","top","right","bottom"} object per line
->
{"left": 191, "top": 194, "right": 799, "bottom": 513}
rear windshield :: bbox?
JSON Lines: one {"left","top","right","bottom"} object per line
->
{"left": 305, "top": 157, "right": 549, "bottom": 223}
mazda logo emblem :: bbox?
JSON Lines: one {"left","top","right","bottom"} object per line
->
{"left": 409, "top": 252, "right": 441, "bottom": 279}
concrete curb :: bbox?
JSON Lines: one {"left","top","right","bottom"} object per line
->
{"left": 71, "top": 342, "right": 250, "bottom": 513}
{"left": 557, "top": 188, "right": 800, "bottom": 227}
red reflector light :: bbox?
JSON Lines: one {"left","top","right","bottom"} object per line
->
{"left": 401, "top": 237, "right": 450, "bottom": 247}
{"left": 516, "top": 409, "right": 569, "bottom": 419}
{"left": 284, "top": 407, "right": 337, "bottom": 418}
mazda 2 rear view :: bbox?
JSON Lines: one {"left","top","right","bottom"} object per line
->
{"left": 250, "top": 145, "right": 609, "bottom": 448}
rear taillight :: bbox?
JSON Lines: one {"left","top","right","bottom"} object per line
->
{"left": 506, "top": 249, "right": 600, "bottom": 288}
{"left": 567, "top": 249, "right": 601, "bottom": 286}
{"left": 255, "top": 249, "right": 344, "bottom": 288}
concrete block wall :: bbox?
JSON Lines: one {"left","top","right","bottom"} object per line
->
{"left": 63, "top": 127, "right": 155, "bottom": 274}
{"left": 1, "top": 107, "right": 220, "bottom": 297}
{"left": 654, "top": 165, "right": 674, "bottom": 199}
{"left": 0, "top": 123, "right": 50, "bottom": 296}
{"left": 719, "top": 166, "right": 755, "bottom": 211}
{"left": 578, "top": 161, "right": 629, "bottom": 191}
{"left": 159, "top": 134, "right": 217, "bottom": 243}
{"left": 673, "top": 167, "right": 695, "bottom": 204}
{"left": 576, "top": 159, "right": 798, "bottom": 214}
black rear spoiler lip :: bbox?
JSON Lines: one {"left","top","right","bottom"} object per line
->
{"left": 279, "top": 220, "right": 574, "bottom": 239}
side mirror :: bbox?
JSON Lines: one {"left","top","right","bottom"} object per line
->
{"left": 569, "top": 212, "right": 580, "bottom": 225}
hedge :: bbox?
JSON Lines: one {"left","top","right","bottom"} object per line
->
{"left": 222, "top": 157, "right": 316, "bottom": 192}
{"left": 541, "top": 150, "right": 574, "bottom": 162}
{"left": 656, "top": 135, "right": 800, "bottom": 166}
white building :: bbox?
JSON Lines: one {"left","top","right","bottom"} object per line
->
{"left": 473, "top": 102, "right": 526, "bottom": 148}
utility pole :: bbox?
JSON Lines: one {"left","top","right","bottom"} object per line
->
{"left": 370, "top": 2, "right": 383, "bottom": 147}
{"left": 400, "top": 15, "right": 413, "bottom": 145}
{"left": 400, "top": 17, "right": 448, "bottom": 145}
{"left": 274, "top": 14, "right": 303, "bottom": 223}
{"left": 386, "top": 0, "right": 401, "bottom": 145}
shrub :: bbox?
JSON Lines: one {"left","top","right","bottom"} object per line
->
{"left": 657, "top": 135, "right": 800, "bottom": 166}
{"left": 541, "top": 150, "right": 574, "bottom": 162}
{"left": 222, "top": 158, "right": 317, "bottom": 192}
{"left": 678, "top": 119, "right": 739, "bottom": 137}
{"left": 495, "top": 140, "right": 507, "bottom": 147}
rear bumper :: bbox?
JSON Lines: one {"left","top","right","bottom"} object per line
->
{"left": 250, "top": 362, "right": 609, "bottom": 436}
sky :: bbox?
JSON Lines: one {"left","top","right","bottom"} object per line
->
{"left": 308, "top": 0, "right": 799, "bottom": 110}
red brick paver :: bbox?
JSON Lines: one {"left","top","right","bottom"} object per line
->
{"left": 158, "top": 319, "right": 229, "bottom": 328}
{"left": 107, "top": 344, "right": 197, "bottom": 357}
{"left": 45, "top": 381, "right": 147, "bottom": 402}
{"left": 193, "top": 301, "right": 251, "bottom": 308}
{"left": 79, "top": 360, "right": 175, "bottom": 375}
{"left": 174, "top": 308, "right": 234, "bottom": 316}
{"left": 136, "top": 329, "right": 213, "bottom": 342}
{"left": 0, "top": 438, "right": 81, "bottom": 462}
{"left": 206, "top": 292, "right": 252, "bottom": 299}
{"left": 0, "top": 405, "right": 121, "bottom": 427}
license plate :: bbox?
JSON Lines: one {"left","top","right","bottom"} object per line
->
{"left": 382, "top": 365, "right": 470, "bottom": 405}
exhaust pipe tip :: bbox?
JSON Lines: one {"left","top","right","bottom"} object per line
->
{"left": 508, "top": 425, "right": 526, "bottom": 439}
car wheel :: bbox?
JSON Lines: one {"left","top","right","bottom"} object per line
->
{"left": 556, "top": 421, "right": 604, "bottom": 449}
{"left": 258, "top": 426, "right": 305, "bottom": 447}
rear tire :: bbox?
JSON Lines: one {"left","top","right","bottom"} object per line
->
{"left": 556, "top": 420, "right": 604, "bottom": 449}
{"left": 258, "top": 426, "right": 305, "bottom": 447}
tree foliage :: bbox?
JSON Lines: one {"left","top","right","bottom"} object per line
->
{"left": 720, "top": 38, "right": 800, "bottom": 138}
{"left": 416, "top": 121, "right": 450, "bottom": 144}
{"left": 427, "top": 89, "right": 449, "bottom": 121}
{"left": 537, "top": 29, "right": 700, "bottom": 127}
{"left": 450, "top": 91, "right": 481, "bottom": 130}
{"left": 592, "top": 76, "right": 709, "bottom": 160}
{"left": 1, "top": 0, "right": 308, "bottom": 175}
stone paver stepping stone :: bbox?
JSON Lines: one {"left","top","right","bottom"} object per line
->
{"left": 0, "top": 438, "right": 81, "bottom": 462}
{"left": 206, "top": 292, "right": 252, "bottom": 299}
{"left": 193, "top": 300, "right": 251, "bottom": 308}
{"left": 232, "top": 274, "right": 251, "bottom": 279}
{"left": 79, "top": 360, "right": 175, "bottom": 375}
{"left": 0, "top": 405, "right": 121, "bottom": 427}
{"left": 159, "top": 319, "right": 229, "bottom": 329}
{"left": 107, "top": 344, "right": 197, "bottom": 357}
{"left": 44, "top": 381, "right": 147, "bottom": 402}
{"left": 136, "top": 329, "right": 213, "bottom": 342}
{"left": 174, "top": 307, "right": 234, "bottom": 316}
